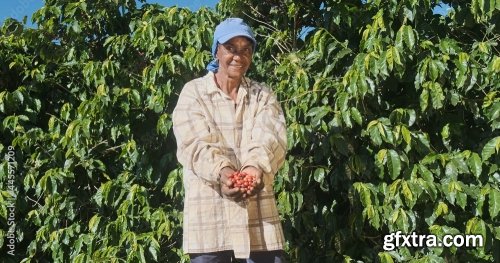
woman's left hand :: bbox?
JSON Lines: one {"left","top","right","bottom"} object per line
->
{"left": 241, "top": 166, "right": 264, "bottom": 197}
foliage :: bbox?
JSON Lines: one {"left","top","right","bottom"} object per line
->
{"left": 0, "top": 0, "right": 499, "bottom": 262}
{"left": 1, "top": 0, "right": 216, "bottom": 261}
{"left": 220, "top": 0, "right": 500, "bottom": 262}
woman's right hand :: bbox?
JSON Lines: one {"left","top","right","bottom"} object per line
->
{"left": 219, "top": 167, "right": 245, "bottom": 202}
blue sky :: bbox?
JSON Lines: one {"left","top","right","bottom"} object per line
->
{"left": 0, "top": 0, "right": 219, "bottom": 26}
{"left": 1, "top": 1, "right": 450, "bottom": 27}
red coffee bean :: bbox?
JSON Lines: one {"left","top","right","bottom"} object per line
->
{"left": 228, "top": 171, "right": 256, "bottom": 192}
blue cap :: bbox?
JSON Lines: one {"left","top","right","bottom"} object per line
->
{"left": 207, "top": 18, "right": 257, "bottom": 72}
{"left": 211, "top": 18, "right": 257, "bottom": 56}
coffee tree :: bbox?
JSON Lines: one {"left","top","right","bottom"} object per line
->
{"left": 1, "top": 0, "right": 215, "bottom": 262}
{"left": 220, "top": 0, "right": 499, "bottom": 262}
{"left": 1, "top": 0, "right": 499, "bottom": 262}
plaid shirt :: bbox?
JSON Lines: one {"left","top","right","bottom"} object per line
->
{"left": 172, "top": 72, "right": 287, "bottom": 258}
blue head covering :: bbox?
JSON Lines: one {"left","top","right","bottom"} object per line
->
{"left": 206, "top": 18, "right": 257, "bottom": 72}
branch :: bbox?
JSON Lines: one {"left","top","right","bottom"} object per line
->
{"left": 245, "top": 7, "right": 279, "bottom": 31}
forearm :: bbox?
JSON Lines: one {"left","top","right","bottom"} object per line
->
{"left": 172, "top": 95, "right": 235, "bottom": 184}
{"left": 241, "top": 139, "right": 286, "bottom": 176}
{"left": 241, "top": 97, "right": 287, "bottom": 176}
{"left": 176, "top": 138, "right": 235, "bottom": 184}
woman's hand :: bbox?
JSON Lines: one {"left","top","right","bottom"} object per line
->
{"left": 240, "top": 166, "right": 264, "bottom": 197}
{"left": 219, "top": 167, "right": 245, "bottom": 202}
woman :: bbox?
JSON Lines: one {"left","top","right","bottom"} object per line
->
{"left": 172, "top": 18, "right": 287, "bottom": 262}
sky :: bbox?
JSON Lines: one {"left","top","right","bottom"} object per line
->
{"left": 0, "top": 0, "right": 219, "bottom": 26}
{"left": 0, "top": 1, "right": 450, "bottom": 27}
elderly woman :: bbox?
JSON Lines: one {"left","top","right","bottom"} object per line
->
{"left": 172, "top": 18, "right": 287, "bottom": 262}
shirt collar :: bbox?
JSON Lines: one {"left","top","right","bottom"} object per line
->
{"left": 205, "top": 72, "right": 249, "bottom": 99}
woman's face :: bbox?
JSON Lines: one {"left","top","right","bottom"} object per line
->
{"left": 216, "top": 36, "right": 253, "bottom": 79}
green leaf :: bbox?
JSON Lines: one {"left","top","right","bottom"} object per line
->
{"left": 342, "top": 111, "right": 353, "bottom": 128}
{"left": 429, "top": 60, "right": 439, "bottom": 81}
{"left": 430, "top": 82, "right": 444, "bottom": 109}
{"left": 163, "top": 168, "right": 182, "bottom": 198}
{"left": 378, "top": 252, "right": 394, "bottom": 263}
{"left": 482, "top": 136, "right": 500, "bottom": 161}
{"left": 401, "top": 126, "right": 411, "bottom": 146}
{"left": 294, "top": 192, "right": 304, "bottom": 212}
{"left": 403, "top": 25, "right": 415, "bottom": 49}
{"left": 402, "top": 180, "right": 414, "bottom": 207}
{"left": 467, "top": 152, "right": 483, "bottom": 179}
{"left": 465, "top": 217, "right": 487, "bottom": 240}
{"left": 354, "top": 182, "right": 372, "bottom": 207}
{"left": 364, "top": 205, "right": 381, "bottom": 229}
{"left": 71, "top": 21, "right": 81, "bottom": 33}
{"left": 396, "top": 27, "right": 404, "bottom": 48}
{"left": 490, "top": 188, "right": 500, "bottom": 219}
{"left": 380, "top": 122, "right": 395, "bottom": 145}
{"left": 392, "top": 208, "right": 411, "bottom": 232}
{"left": 420, "top": 88, "right": 429, "bottom": 111}
{"left": 491, "top": 55, "right": 500, "bottom": 72}
{"left": 457, "top": 191, "right": 467, "bottom": 210}
{"left": 307, "top": 106, "right": 332, "bottom": 127}
{"left": 377, "top": 149, "right": 388, "bottom": 164}
{"left": 88, "top": 214, "right": 100, "bottom": 233}
{"left": 386, "top": 47, "right": 394, "bottom": 71}
{"left": 475, "top": 186, "right": 490, "bottom": 216}
{"left": 445, "top": 180, "right": 462, "bottom": 205}
{"left": 138, "top": 245, "right": 146, "bottom": 263}
{"left": 387, "top": 150, "right": 401, "bottom": 180}
{"left": 336, "top": 92, "right": 349, "bottom": 112}
{"left": 157, "top": 113, "right": 172, "bottom": 136}
{"left": 148, "top": 238, "right": 160, "bottom": 261}
{"left": 13, "top": 89, "right": 24, "bottom": 104}
{"left": 278, "top": 191, "right": 292, "bottom": 215}
{"left": 445, "top": 161, "right": 458, "bottom": 179}
{"left": 441, "top": 123, "right": 450, "bottom": 145}
{"left": 391, "top": 46, "right": 402, "bottom": 66}
{"left": 367, "top": 121, "right": 383, "bottom": 146}
{"left": 350, "top": 107, "right": 363, "bottom": 125}
{"left": 436, "top": 201, "right": 449, "bottom": 217}
{"left": 421, "top": 179, "right": 438, "bottom": 201}
{"left": 313, "top": 167, "right": 325, "bottom": 183}
{"left": 378, "top": 50, "right": 389, "bottom": 77}
{"left": 494, "top": 226, "right": 500, "bottom": 240}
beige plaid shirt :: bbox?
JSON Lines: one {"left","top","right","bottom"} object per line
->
{"left": 172, "top": 72, "right": 287, "bottom": 258}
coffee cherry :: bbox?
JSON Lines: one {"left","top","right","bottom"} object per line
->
{"left": 229, "top": 171, "right": 256, "bottom": 192}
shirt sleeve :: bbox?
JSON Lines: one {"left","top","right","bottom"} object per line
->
{"left": 241, "top": 88, "right": 287, "bottom": 176}
{"left": 172, "top": 83, "right": 235, "bottom": 184}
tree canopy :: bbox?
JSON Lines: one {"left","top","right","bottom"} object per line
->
{"left": 0, "top": 0, "right": 499, "bottom": 262}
